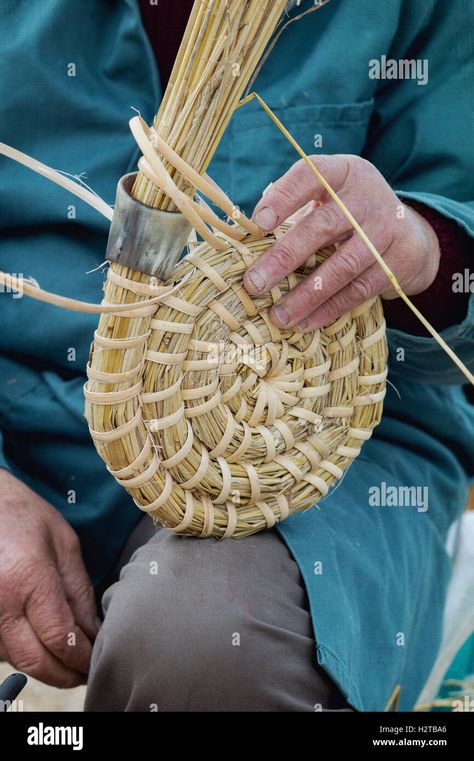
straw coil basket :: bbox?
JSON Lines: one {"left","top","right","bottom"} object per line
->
{"left": 85, "top": 220, "right": 387, "bottom": 538}
{"left": 83, "top": 0, "right": 388, "bottom": 538}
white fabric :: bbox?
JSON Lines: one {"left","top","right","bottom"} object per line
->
{"left": 415, "top": 511, "right": 474, "bottom": 708}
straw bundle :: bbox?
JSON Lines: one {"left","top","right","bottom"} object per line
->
{"left": 84, "top": 0, "right": 388, "bottom": 537}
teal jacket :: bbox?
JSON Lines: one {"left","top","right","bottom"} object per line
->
{"left": 0, "top": 0, "right": 473, "bottom": 710}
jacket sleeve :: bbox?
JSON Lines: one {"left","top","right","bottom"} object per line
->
{"left": 363, "top": 0, "right": 474, "bottom": 385}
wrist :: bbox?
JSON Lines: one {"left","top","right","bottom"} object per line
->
{"left": 384, "top": 200, "right": 471, "bottom": 335}
{"left": 404, "top": 204, "right": 441, "bottom": 295}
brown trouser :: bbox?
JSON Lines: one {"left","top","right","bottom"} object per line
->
{"left": 85, "top": 519, "right": 350, "bottom": 712}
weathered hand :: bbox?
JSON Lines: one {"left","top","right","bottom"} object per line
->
{"left": 0, "top": 470, "right": 98, "bottom": 687}
{"left": 243, "top": 154, "right": 440, "bottom": 330}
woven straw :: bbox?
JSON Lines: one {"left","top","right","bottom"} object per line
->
{"left": 84, "top": 222, "right": 387, "bottom": 538}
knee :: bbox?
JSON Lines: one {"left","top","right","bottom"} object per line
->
{"left": 85, "top": 532, "right": 319, "bottom": 712}
{"left": 86, "top": 538, "right": 264, "bottom": 710}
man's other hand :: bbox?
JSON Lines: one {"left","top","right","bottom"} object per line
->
{"left": 0, "top": 470, "right": 98, "bottom": 687}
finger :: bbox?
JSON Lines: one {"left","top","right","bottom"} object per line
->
{"left": 268, "top": 233, "right": 381, "bottom": 326}
{"left": 244, "top": 199, "right": 353, "bottom": 296}
{"left": 294, "top": 260, "right": 391, "bottom": 331}
{"left": 54, "top": 532, "right": 99, "bottom": 641}
{"left": 0, "top": 612, "right": 85, "bottom": 688}
{"left": 25, "top": 566, "right": 93, "bottom": 675}
{"left": 252, "top": 154, "right": 351, "bottom": 232}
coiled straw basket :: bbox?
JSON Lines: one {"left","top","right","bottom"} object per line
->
{"left": 84, "top": 0, "right": 388, "bottom": 538}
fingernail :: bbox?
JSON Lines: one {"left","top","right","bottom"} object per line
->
{"left": 271, "top": 304, "right": 290, "bottom": 327}
{"left": 296, "top": 320, "right": 308, "bottom": 331}
{"left": 247, "top": 269, "right": 266, "bottom": 293}
{"left": 255, "top": 206, "right": 279, "bottom": 231}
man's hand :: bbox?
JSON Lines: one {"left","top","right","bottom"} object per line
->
{"left": 0, "top": 470, "right": 98, "bottom": 687}
{"left": 243, "top": 154, "right": 440, "bottom": 330}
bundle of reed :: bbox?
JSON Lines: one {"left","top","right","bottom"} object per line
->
{"left": 83, "top": 0, "right": 388, "bottom": 538}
